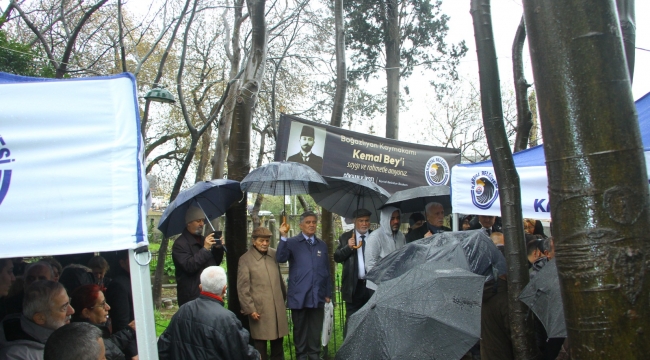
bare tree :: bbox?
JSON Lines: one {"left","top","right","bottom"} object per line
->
{"left": 470, "top": 1, "right": 538, "bottom": 359}
{"left": 523, "top": 0, "right": 649, "bottom": 357}
{"left": 512, "top": 16, "right": 533, "bottom": 153}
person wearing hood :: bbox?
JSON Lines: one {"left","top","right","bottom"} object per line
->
{"left": 364, "top": 206, "right": 405, "bottom": 277}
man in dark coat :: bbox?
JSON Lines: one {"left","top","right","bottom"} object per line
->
{"left": 276, "top": 211, "right": 331, "bottom": 360}
{"left": 104, "top": 250, "right": 134, "bottom": 334}
{"left": 333, "top": 208, "right": 372, "bottom": 336}
{"left": 158, "top": 266, "right": 259, "bottom": 360}
{"left": 287, "top": 125, "right": 323, "bottom": 172}
{"left": 405, "top": 202, "right": 451, "bottom": 243}
{"left": 172, "top": 206, "right": 224, "bottom": 306}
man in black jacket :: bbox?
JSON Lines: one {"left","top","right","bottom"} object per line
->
{"left": 287, "top": 125, "right": 324, "bottom": 172}
{"left": 172, "top": 206, "right": 224, "bottom": 306}
{"left": 158, "top": 266, "right": 259, "bottom": 360}
{"left": 405, "top": 202, "right": 451, "bottom": 243}
{"left": 333, "top": 209, "right": 372, "bottom": 336}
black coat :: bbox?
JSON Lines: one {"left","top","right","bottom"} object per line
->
{"left": 104, "top": 266, "right": 133, "bottom": 334}
{"left": 405, "top": 223, "right": 451, "bottom": 243}
{"left": 333, "top": 230, "right": 370, "bottom": 303}
{"left": 157, "top": 294, "right": 259, "bottom": 360}
{"left": 172, "top": 229, "right": 224, "bottom": 306}
{"left": 287, "top": 152, "right": 323, "bottom": 172}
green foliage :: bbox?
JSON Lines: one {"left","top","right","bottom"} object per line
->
{"left": 0, "top": 27, "right": 55, "bottom": 77}
{"left": 344, "top": 0, "right": 467, "bottom": 88}
{"left": 154, "top": 309, "right": 171, "bottom": 337}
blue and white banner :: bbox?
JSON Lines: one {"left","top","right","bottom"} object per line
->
{"left": 0, "top": 73, "right": 149, "bottom": 257}
{"left": 451, "top": 91, "right": 650, "bottom": 220}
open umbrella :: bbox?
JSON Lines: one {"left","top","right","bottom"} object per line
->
{"left": 366, "top": 230, "right": 507, "bottom": 289}
{"left": 518, "top": 259, "right": 566, "bottom": 338}
{"left": 383, "top": 185, "right": 451, "bottom": 214}
{"left": 240, "top": 161, "right": 327, "bottom": 225}
{"left": 336, "top": 262, "right": 485, "bottom": 360}
{"left": 158, "top": 179, "right": 243, "bottom": 238}
{"left": 310, "top": 176, "right": 390, "bottom": 223}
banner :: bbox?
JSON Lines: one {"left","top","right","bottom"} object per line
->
{"left": 274, "top": 114, "right": 460, "bottom": 194}
{"left": 0, "top": 72, "right": 149, "bottom": 257}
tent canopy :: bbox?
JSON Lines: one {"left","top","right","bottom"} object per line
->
{"left": 451, "top": 92, "right": 650, "bottom": 219}
{"left": 0, "top": 72, "right": 149, "bottom": 257}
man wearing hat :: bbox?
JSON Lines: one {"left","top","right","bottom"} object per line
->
{"left": 172, "top": 206, "right": 225, "bottom": 306}
{"left": 333, "top": 208, "right": 373, "bottom": 336}
{"left": 287, "top": 125, "right": 324, "bottom": 172}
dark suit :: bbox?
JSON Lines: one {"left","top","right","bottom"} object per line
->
{"left": 287, "top": 152, "right": 323, "bottom": 172}
{"left": 333, "top": 229, "right": 372, "bottom": 334}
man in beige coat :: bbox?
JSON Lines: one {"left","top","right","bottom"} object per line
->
{"left": 238, "top": 227, "right": 289, "bottom": 360}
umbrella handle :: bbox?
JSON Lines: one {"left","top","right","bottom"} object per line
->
{"left": 351, "top": 232, "right": 363, "bottom": 249}
{"left": 281, "top": 211, "right": 290, "bottom": 232}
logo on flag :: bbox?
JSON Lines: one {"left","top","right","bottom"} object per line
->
{"left": 425, "top": 156, "right": 450, "bottom": 185}
{"left": 0, "top": 136, "right": 13, "bottom": 206}
{"left": 470, "top": 171, "right": 498, "bottom": 210}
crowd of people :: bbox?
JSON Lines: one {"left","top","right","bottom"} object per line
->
{"left": 0, "top": 203, "right": 561, "bottom": 360}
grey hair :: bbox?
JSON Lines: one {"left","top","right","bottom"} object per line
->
{"left": 23, "top": 280, "right": 65, "bottom": 320}
{"left": 25, "top": 261, "right": 55, "bottom": 281}
{"left": 425, "top": 202, "right": 443, "bottom": 215}
{"left": 539, "top": 237, "right": 552, "bottom": 253}
{"left": 44, "top": 322, "right": 102, "bottom": 360}
{"left": 300, "top": 211, "right": 318, "bottom": 223}
{"left": 200, "top": 266, "right": 227, "bottom": 294}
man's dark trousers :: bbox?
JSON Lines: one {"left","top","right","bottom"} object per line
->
{"left": 344, "top": 279, "right": 372, "bottom": 336}
{"left": 291, "top": 307, "right": 324, "bottom": 360}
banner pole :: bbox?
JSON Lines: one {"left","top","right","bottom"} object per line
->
{"left": 129, "top": 247, "right": 159, "bottom": 360}
{"left": 452, "top": 213, "right": 459, "bottom": 231}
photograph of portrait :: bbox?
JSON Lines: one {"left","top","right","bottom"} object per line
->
{"left": 285, "top": 122, "right": 327, "bottom": 173}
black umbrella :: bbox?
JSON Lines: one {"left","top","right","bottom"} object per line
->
{"left": 366, "top": 230, "right": 507, "bottom": 289}
{"left": 383, "top": 185, "right": 451, "bottom": 214}
{"left": 240, "top": 161, "right": 327, "bottom": 196}
{"left": 310, "top": 176, "right": 390, "bottom": 223}
{"left": 518, "top": 259, "right": 567, "bottom": 338}
{"left": 336, "top": 262, "right": 484, "bottom": 360}
{"left": 157, "top": 179, "right": 243, "bottom": 238}
{"left": 240, "top": 161, "right": 327, "bottom": 225}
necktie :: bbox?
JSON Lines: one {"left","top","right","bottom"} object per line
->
{"left": 303, "top": 156, "right": 308, "bottom": 162}
{"left": 485, "top": 228, "right": 492, "bottom": 236}
{"left": 360, "top": 235, "right": 366, "bottom": 259}
{"left": 307, "top": 237, "right": 314, "bottom": 245}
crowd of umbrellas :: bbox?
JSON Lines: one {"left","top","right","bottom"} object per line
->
{"left": 156, "top": 160, "right": 565, "bottom": 359}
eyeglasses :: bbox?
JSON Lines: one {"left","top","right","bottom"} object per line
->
{"left": 89, "top": 300, "right": 108, "bottom": 309}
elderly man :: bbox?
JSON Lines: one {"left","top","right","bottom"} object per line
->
{"left": 405, "top": 202, "right": 451, "bottom": 243}
{"left": 277, "top": 211, "right": 331, "bottom": 360}
{"left": 2, "top": 261, "right": 56, "bottom": 317}
{"left": 364, "top": 206, "right": 405, "bottom": 279}
{"left": 473, "top": 215, "right": 499, "bottom": 235}
{"left": 0, "top": 280, "right": 75, "bottom": 359}
{"left": 172, "top": 205, "right": 225, "bottom": 306}
{"left": 158, "top": 266, "right": 259, "bottom": 360}
{"left": 44, "top": 322, "right": 105, "bottom": 360}
{"left": 333, "top": 208, "right": 372, "bottom": 335}
{"left": 287, "top": 125, "right": 323, "bottom": 172}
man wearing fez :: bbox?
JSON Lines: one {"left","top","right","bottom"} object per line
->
{"left": 276, "top": 211, "right": 331, "bottom": 360}
{"left": 333, "top": 208, "right": 373, "bottom": 336}
{"left": 172, "top": 205, "right": 225, "bottom": 306}
{"left": 287, "top": 125, "right": 324, "bottom": 172}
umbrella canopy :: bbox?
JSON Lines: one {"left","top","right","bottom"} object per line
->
{"left": 310, "top": 176, "right": 390, "bottom": 223}
{"left": 240, "top": 161, "right": 327, "bottom": 196}
{"left": 366, "top": 230, "right": 507, "bottom": 288}
{"left": 382, "top": 185, "right": 451, "bottom": 214}
{"left": 336, "top": 262, "right": 485, "bottom": 360}
{"left": 518, "top": 259, "right": 567, "bottom": 338}
{"left": 158, "top": 179, "right": 243, "bottom": 238}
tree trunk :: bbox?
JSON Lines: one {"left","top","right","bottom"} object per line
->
{"left": 616, "top": 0, "right": 635, "bottom": 82}
{"left": 528, "top": 91, "right": 538, "bottom": 148}
{"left": 470, "top": 1, "right": 538, "bottom": 359}
{"left": 523, "top": 1, "right": 650, "bottom": 358}
{"left": 297, "top": 195, "right": 310, "bottom": 212}
{"left": 250, "top": 128, "right": 267, "bottom": 230}
{"left": 194, "top": 123, "right": 212, "bottom": 183}
{"left": 512, "top": 16, "right": 533, "bottom": 153}
{"left": 211, "top": 0, "right": 245, "bottom": 179}
{"left": 117, "top": 0, "right": 127, "bottom": 73}
{"left": 330, "top": 0, "right": 347, "bottom": 128}
{"left": 384, "top": 0, "right": 400, "bottom": 140}
{"left": 225, "top": 0, "right": 267, "bottom": 321}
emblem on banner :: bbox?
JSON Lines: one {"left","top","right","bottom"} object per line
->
{"left": 425, "top": 156, "right": 450, "bottom": 186}
{"left": 0, "top": 136, "right": 13, "bottom": 206}
{"left": 470, "top": 171, "right": 499, "bottom": 210}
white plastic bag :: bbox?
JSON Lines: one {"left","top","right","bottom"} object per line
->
{"left": 321, "top": 301, "right": 334, "bottom": 346}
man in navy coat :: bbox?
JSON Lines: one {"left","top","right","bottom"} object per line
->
{"left": 276, "top": 211, "right": 331, "bottom": 360}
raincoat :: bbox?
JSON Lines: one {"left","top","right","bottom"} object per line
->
{"left": 364, "top": 206, "right": 405, "bottom": 275}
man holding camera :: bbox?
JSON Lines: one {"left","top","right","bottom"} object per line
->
{"left": 172, "top": 206, "right": 225, "bottom": 306}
